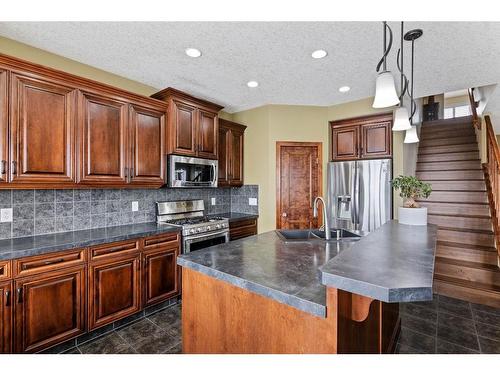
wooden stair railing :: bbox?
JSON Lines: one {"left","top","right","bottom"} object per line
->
{"left": 469, "top": 88, "right": 481, "bottom": 129}
{"left": 484, "top": 115, "right": 500, "bottom": 262}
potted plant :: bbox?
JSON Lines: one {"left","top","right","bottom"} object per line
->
{"left": 391, "top": 175, "right": 432, "bottom": 225}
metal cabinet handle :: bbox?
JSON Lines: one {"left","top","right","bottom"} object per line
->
{"left": 11, "top": 161, "right": 17, "bottom": 175}
{"left": 124, "top": 167, "right": 128, "bottom": 181}
{"left": 0, "top": 160, "right": 5, "bottom": 174}
{"left": 17, "top": 288, "right": 23, "bottom": 304}
{"left": 5, "top": 290, "right": 10, "bottom": 307}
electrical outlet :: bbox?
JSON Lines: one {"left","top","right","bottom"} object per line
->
{"left": 249, "top": 198, "right": 258, "bottom": 206}
{"left": 131, "top": 201, "right": 139, "bottom": 212}
{"left": 1, "top": 208, "right": 13, "bottom": 222}
{"left": 211, "top": 197, "right": 216, "bottom": 206}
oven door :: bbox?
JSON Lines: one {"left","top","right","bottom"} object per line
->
{"left": 168, "top": 155, "right": 218, "bottom": 188}
{"left": 183, "top": 230, "right": 229, "bottom": 253}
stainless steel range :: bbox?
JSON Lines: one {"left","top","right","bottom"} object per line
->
{"left": 156, "top": 200, "right": 229, "bottom": 253}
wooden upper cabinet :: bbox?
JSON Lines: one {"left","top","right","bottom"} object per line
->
{"left": 172, "top": 99, "right": 197, "bottom": 156}
{"left": 218, "top": 119, "right": 246, "bottom": 187}
{"left": 128, "top": 104, "right": 165, "bottom": 185}
{"left": 0, "top": 70, "right": 8, "bottom": 184}
{"left": 198, "top": 110, "right": 218, "bottom": 159}
{"left": 10, "top": 73, "right": 76, "bottom": 184}
{"left": 77, "top": 91, "right": 128, "bottom": 184}
{"left": 0, "top": 280, "right": 12, "bottom": 354}
{"left": 330, "top": 113, "right": 393, "bottom": 161}
{"left": 14, "top": 267, "right": 86, "bottom": 353}
{"left": 151, "top": 87, "right": 223, "bottom": 160}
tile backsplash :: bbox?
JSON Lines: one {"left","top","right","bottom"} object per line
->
{"left": 0, "top": 185, "right": 258, "bottom": 239}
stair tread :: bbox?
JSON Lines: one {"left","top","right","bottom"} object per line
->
{"left": 429, "top": 213, "right": 491, "bottom": 219}
{"left": 438, "top": 226, "right": 494, "bottom": 235}
{"left": 417, "top": 160, "right": 481, "bottom": 163}
{"left": 435, "top": 256, "right": 500, "bottom": 272}
{"left": 434, "top": 274, "right": 500, "bottom": 294}
{"left": 417, "top": 200, "right": 488, "bottom": 205}
{"left": 437, "top": 240, "right": 497, "bottom": 252}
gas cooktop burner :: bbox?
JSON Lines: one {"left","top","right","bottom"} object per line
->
{"left": 164, "top": 216, "right": 225, "bottom": 226}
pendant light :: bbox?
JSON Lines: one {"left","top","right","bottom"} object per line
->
{"left": 392, "top": 22, "right": 411, "bottom": 131}
{"left": 403, "top": 28, "right": 423, "bottom": 143}
{"left": 373, "top": 22, "right": 400, "bottom": 108}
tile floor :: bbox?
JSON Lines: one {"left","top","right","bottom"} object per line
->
{"left": 59, "top": 294, "right": 500, "bottom": 354}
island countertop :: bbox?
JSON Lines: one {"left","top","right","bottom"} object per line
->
{"left": 178, "top": 220, "right": 438, "bottom": 317}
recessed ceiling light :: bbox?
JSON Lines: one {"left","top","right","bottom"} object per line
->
{"left": 247, "top": 81, "right": 259, "bottom": 88}
{"left": 311, "top": 50, "right": 328, "bottom": 59}
{"left": 339, "top": 86, "right": 351, "bottom": 93}
{"left": 185, "top": 48, "right": 202, "bottom": 58}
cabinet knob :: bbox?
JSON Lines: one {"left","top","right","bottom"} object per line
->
{"left": 17, "top": 287, "right": 23, "bottom": 304}
{"left": 282, "top": 212, "right": 287, "bottom": 218}
{"left": 5, "top": 290, "right": 10, "bottom": 307}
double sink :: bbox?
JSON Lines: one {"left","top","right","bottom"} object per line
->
{"left": 276, "top": 228, "right": 362, "bottom": 242}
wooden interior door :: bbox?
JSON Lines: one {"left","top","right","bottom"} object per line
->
{"left": 14, "top": 267, "right": 86, "bottom": 353}
{"left": 88, "top": 255, "right": 141, "bottom": 330}
{"left": 0, "top": 280, "right": 12, "bottom": 353}
{"left": 229, "top": 127, "right": 244, "bottom": 186}
{"left": 217, "top": 125, "right": 230, "bottom": 186}
{"left": 129, "top": 104, "right": 165, "bottom": 185}
{"left": 0, "top": 69, "right": 8, "bottom": 184}
{"left": 142, "top": 245, "right": 179, "bottom": 307}
{"left": 78, "top": 91, "right": 128, "bottom": 184}
{"left": 197, "top": 110, "right": 218, "bottom": 159}
{"left": 171, "top": 99, "right": 197, "bottom": 156}
{"left": 276, "top": 142, "right": 322, "bottom": 229}
{"left": 331, "top": 125, "right": 359, "bottom": 160}
{"left": 360, "top": 121, "right": 392, "bottom": 158}
{"left": 10, "top": 73, "right": 76, "bottom": 183}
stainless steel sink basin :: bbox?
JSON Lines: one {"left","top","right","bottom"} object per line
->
{"left": 275, "top": 229, "right": 361, "bottom": 242}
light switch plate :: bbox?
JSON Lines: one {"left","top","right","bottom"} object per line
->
{"left": 249, "top": 198, "right": 258, "bottom": 206}
{"left": 131, "top": 201, "right": 139, "bottom": 212}
{"left": 1, "top": 208, "right": 13, "bottom": 222}
{"left": 211, "top": 197, "right": 216, "bottom": 206}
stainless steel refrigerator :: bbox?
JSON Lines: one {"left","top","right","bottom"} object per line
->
{"left": 327, "top": 159, "right": 392, "bottom": 233}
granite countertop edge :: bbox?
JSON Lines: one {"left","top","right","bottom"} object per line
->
{"left": 177, "top": 256, "right": 325, "bottom": 317}
{"left": 210, "top": 212, "right": 259, "bottom": 222}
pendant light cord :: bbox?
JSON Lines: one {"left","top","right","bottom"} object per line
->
{"left": 376, "top": 22, "right": 393, "bottom": 73}
{"left": 397, "top": 21, "right": 409, "bottom": 102}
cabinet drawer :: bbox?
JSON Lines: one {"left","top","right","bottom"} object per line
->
{"left": 143, "top": 232, "right": 180, "bottom": 250}
{"left": 229, "top": 219, "right": 257, "bottom": 241}
{"left": 89, "top": 240, "right": 140, "bottom": 262}
{"left": 13, "top": 249, "right": 86, "bottom": 278}
{"left": 0, "top": 260, "right": 11, "bottom": 281}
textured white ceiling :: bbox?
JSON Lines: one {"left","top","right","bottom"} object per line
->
{"left": 0, "top": 22, "right": 499, "bottom": 115}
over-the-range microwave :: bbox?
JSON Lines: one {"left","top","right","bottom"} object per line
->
{"left": 167, "top": 154, "right": 218, "bottom": 188}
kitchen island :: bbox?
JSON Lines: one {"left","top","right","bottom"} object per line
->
{"left": 177, "top": 221, "right": 437, "bottom": 354}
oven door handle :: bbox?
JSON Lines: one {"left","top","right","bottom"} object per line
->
{"left": 184, "top": 229, "right": 229, "bottom": 243}
{"left": 211, "top": 164, "right": 216, "bottom": 186}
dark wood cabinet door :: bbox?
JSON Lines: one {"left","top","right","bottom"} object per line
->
{"left": 14, "top": 267, "right": 86, "bottom": 353}
{"left": 0, "top": 281, "right": 12, "bottom": 353}
{"left": 360, "top": 121, "right": 392, "bottom": 158}
{"left": 218, "top": 125, "right": 230, "bottom": 187}
{"left": 78, "top": 91, "right": 128, "bottom": 184}
{"left": 197, "top": 110, "right": 218, "bottom": 159}
{"left": 10, "top": 73, "right": 76, "bottom": 183}
{"left": 0, "top": 70, "right": 8, "bottom": 184}
{"left": 229, "top": 128, "right": 244, "bottom": 186}
{"left": 142, "top": 245, "right": 179, "bottom": 307}
{"left": 88, "top": 255, "right": 141, "bottom": 330}
{"left": 129, "top": 104, "right": 165, "bottom": 185}
{"left": 331, "top": 125, "right": 359, "bottom": 160}
{"left": 171, "top": 99, "right": 197, "bottom": 156}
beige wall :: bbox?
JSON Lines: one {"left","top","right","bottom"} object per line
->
{"left": 232, "top": 98, "right": 406, "bottom": 233}
{"left": 0, "top": 36, "right": 158, "bottom": 96}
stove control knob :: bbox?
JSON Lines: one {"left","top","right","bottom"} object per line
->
{"left": 221, "top": 223, "right": 227, "bottom": 228}
{"left": 216, "top": 224, "right": 221, "bottom": 229}
{"left": 189, "top": 229, "right": 195, "bottom": 234}
{"left": 197, "top": 227, "right": 203, "bottom": 233}
{"left": 207, "top": 226, "right": 211, "bottom": 231}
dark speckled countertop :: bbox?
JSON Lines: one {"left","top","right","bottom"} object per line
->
{"left": 210, "top": 212, "right": 259, "bottom": 222}
{"left": 178, "top": 221, "right": 438, "bottom": 317}
{"left": 0, "top": 222, "right": 180, "bottom": 261}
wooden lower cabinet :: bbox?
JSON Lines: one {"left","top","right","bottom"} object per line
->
{"left": 229, "top": 218, "right": 258, "bottom": 241}
{"left": 0, "top": 280, "right": 13, "bottom": 353}
{"left": 14, "top": 266, "right": 86, "bottom": 353}
{"left": 88, "top": 254, "right": 141, "bottom": 330}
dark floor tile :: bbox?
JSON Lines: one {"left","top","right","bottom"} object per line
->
{"left": 144, "top": 298, "right": 180, "bottom": 316}
{"left": 40, "top": 339, "right": 76, "bottom": 354}
{"left": 476, "top": 322, "right": 500, "bottom": 342}
{"left": 76, "top": 324, "right": 114, "bottom": 345}
{"left": 479, "top": 336, "right": 500, "bottom": 354}
{"left": 164, "top": 319, "right": 182, "bottom": 338}
{"left": 113, "top": 310, "right": 145, "bottom": 329}
{"left": 148, "top": 304, "right": 182, "bottom": 331}
{"left": 408, "top": 298, "right": 438, "bottom": 310}
{"left": 439, "top": 295, "right": 471, "bottom": 308}
{"left": 438, "top": 300, "right": 473, "bottom": 319}
{"left": 61, "top": 347, "right": 81, "bottom": 354}
{"left": 133, "top": 332, "right": 179, "bottom": 354}
{"left": 79, "top": 332, "right": 132, "bottom": 354}
{"left": 436, "top": 339, "right": 479, "bottom": 354}
{"left": 400, "top": 303, "right": 437, "bottom": 322}
{"left": 398, "top": 328, "right": 436, "bottom": 353}
{"left": 166, "top": 344, "right": 182, "bottom": 354}
{"left": 471, "top": 303, "right": 500, "bottom": 317}
{"left": 400, "top": 313, "right": 437, "bottom": 336}
{"left": 473, "top": 310, "right": 500, "bottom": 326}
{"left": 395, "top": 343, "right": 424, "bottom": 354}
{"left": 438, "top": 312, "right": 476, "bottom": 333}
{"left": 437, "top": 323, "right": 479, "bottom": 351}
{"left": 116, "top": 319, "right": 165, "bottom": 346}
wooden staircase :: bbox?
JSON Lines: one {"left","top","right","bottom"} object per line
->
{"left": 415, "top": 116, "right": 500, "bottom": 308}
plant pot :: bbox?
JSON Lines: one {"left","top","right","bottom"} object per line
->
{"left": 398, "top": 207, "right": 427, "bottom": 226}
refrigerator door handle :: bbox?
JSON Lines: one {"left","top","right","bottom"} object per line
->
{"left": 350, "top": 163, "right": 357, "bottom": 225}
